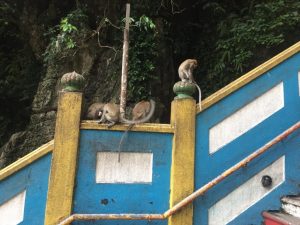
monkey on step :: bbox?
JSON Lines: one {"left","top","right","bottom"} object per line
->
{"left": 98, "top": 100, "right": 155, "bottom": 127}
{"left": 86, "top": 103, "right": 105, "bottom": 120}
{"left": 98, "top": 103, "right": 120, "bottom": 127}
{"left": 178, "top": 59, "right": 202, "bottom": 110}
{"left": 120, "top": 100, "right": 155, "bottom": 124}
{"left": 97, "top": 100, "right": 155, "bottom": 161}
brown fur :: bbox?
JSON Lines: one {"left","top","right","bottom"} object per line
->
{"left": 178, "top": 59, "right": 202, "bottom": 107}
{"left": 132, "top": 100, "right": 151, "bottom": 120}
{"left": 98, "top": 103, "right": 120, "bottom": 127}
{"left": 178, "top": 59, "right": 198, "bottom": 83}
{"left": 86, "top": 103, "right": 105, "bottom": 120}
{"left": 118, "top": 100, "right": 155, "bottom": 162}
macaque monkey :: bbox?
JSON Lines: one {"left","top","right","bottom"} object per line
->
{"left": 98, "top": 103, "right": 120, "bottom": 127}
{"left": 132, "top": 100, "right": 151, "bottom": 120}
{"left": 86, "top": 103, "right": 105, "bottom": 120}
{"left": 118, "top": 100, "right": 156, "bottom": 161}
{"left": 98, "top": 100, "right": 155, "bottom": 127}
{"left": 120, "top": 100, "right": 155, "bottom": 124}
{"left": 178, "top": 59, "right": 198, "bottom": 83}
{"left": 178, "top": 59, "right": 202, "bottom": 109}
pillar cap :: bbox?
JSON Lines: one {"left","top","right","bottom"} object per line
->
{"left": 61, "top": 71, "right": 85, "bottom": 92}
{"left": 173, "top": 81, "right": 196, "bottom": 99}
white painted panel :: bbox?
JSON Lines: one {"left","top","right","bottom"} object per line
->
{"left": 0, "top": 190, "right": 26, "bottom": 225}
{"left": 209, "top": 82, "right": 284, "bottom": 153}
{"left": 208, "top": 156, "right": 285, "bottom": 225}
{"left": 96, "top": 152, "right": 153, "bottom": 183}
{"left": 282, "top": 196, "right": 300, "bottom": 218}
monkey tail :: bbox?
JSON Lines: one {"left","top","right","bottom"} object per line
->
{"left": 193, "top": 82, "right": 202, "bottom": 110}
{"left": 120, "top": 100, "right": 156, "bottom": 124}
{"left": 118, "top": 99, "right": 155, "bottom": 162}
{"left": 118, "top": 124, "right": 134, "bottom": 162}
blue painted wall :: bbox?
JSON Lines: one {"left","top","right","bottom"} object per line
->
{"left": 194, "top": 52, "right": 300, "bottom": 225}
{"left": 0, "top": 153, "right": 52, "bottom": 225}
{"left": 73, "top": 130, "right": 173, "bottom": 225}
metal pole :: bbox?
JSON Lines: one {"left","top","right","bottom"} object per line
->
{"left": 120, "top": 3, "right": 130, "bottom": 119}
{"left": 163, "top": 121, "right": 300, "bottom": 217}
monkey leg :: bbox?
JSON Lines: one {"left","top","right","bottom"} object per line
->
{"left": 98, "top": 116, "right": 105, "bottom": 124}
{"left": 107, "top": 121, "right": 116, "bottom": 128}
{"left": 98, "top": 118, "right": 106, "bottom": 124}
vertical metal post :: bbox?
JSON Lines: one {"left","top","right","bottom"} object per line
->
{"left": 120, "top": 3, "right": 130, "bottom": 119}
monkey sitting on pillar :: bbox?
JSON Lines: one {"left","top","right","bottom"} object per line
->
{"left": 178, "top": 59, "right": 202, "bottom": 109}
{"left": 178, "top": 59, "right": 198, "bottom": 83}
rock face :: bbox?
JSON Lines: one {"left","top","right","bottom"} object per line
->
{"left": 0, "top": 132, "right": 27, "bottom": 167}
{"left": 0, "top": 42, "right": 106, "bottom": 167}
{"left": 0, "top": 40, "right": 173, "bottom": 169}
{"left": 0, "top": 2, "right": 175, "bottom": 169}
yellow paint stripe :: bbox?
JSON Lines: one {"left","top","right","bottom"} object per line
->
{"left": 197, "top": 41, "right": 300, "bottom": 113}
{"left": 169, "top": 99, "right": 196, "bottom": 225}
{"left": 45, "top": 92, "right": 83, "bottom": 225}
{"left": 0, "top": 140, "right": 54, "bottom": 181}
{"left": 81, "top": 121, "right": 174, "bottom": 133}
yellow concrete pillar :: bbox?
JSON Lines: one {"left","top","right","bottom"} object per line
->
{"left": 169, "top": 96, "right": 196, "bottom": 225}
{"left": 45, "top": 72, "right": 84, "bottom": 225}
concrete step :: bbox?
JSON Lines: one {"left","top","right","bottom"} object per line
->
{"left": 262, "top": 210, "right": 300, "bottom": 225}
{"left": 281, "top": 196, "right": 300, "bottom": 218}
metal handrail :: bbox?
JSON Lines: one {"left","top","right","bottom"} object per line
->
{"left": 58, "top": 121, "right": 300, "bottom": 225}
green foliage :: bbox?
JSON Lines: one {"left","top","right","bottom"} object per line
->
{"left": 1, "top": 0, "right": 300, "bottom": 148}
{"left": 213, "top": 0, "right": 300, "bottom": 75}
{"left": 180, "top": 0, "right": 300, "bottom": 96}
{"left": 43, "top": 9, "right": 88, "bottom": 64}
{"left": 59, "top": 18, "right": 78, "bottom": 48}
{"left": 128, "top": 15, "right": 158, "bottom": 102}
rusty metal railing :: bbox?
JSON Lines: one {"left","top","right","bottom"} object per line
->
{"left": 58, "top": 121, "right": 300, "bottom": 225}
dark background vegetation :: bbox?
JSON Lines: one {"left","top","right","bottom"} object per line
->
{"left": 0, "top": 0, "right": 300, "bottom": 167}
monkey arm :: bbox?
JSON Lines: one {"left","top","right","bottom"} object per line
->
{"left": 98, "top": 110, "right": 107, "bottom": 124}
{"left": 107, "top": 121, "right": 116, "bottom": 128}
{"left": 188, "top": 69, "right": 195, "bottom": 83}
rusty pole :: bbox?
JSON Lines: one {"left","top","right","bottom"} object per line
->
{"left": 120, "top": 3, "right": 130, "bottom": 120}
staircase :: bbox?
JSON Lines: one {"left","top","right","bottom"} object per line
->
{"left": 262, "top": 196, "right": 300, "bottom": 225}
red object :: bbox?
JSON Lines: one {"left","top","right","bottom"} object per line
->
{"left": 262, "top": 211, "right": 298, "bottom": 225}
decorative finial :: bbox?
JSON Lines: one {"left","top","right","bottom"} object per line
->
{"left": 61, "top": 71, "right": 85, "bottom": 92}
{"left": 173, "top": 81, "right": 196, "bottom": 99}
